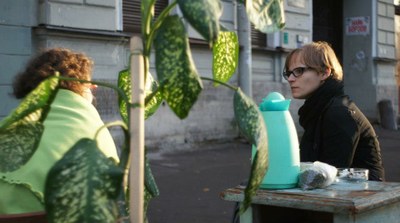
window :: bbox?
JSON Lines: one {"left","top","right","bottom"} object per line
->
{"left": 123, "top": 1, "right": 268, "bottom": 48}
{"left": 251, "top": 25, "right": 267, "bottom": 48}
{"left": 123, "top": 0, "right": 169, "bottom": 33}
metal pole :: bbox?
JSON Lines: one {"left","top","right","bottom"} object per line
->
{"left": 237, "top": 3, "right": 252, "bottom": 97}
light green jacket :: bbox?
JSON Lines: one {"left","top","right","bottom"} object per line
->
{"left": 0, "top": 89, "right": 119, "bottom": 214}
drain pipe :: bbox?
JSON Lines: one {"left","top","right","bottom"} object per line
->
{"left": 237, "top": 3, "right": 252, "bottom": 97}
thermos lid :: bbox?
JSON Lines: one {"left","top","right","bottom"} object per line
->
{"left": 260, "top": 92, "right": 291, "bottom": 111}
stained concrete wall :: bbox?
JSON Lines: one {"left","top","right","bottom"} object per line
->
{"left": 0, "top": 0, "right": 37, "bottom": 117}
{"left": 343, "top": 0, "right": 398, "bottom": 119}
{"left": 38, "top": 0, "right": 120, "bottom": 31}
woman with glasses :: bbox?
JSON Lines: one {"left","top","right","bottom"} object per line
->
{"left": 283, "top": 41, "right": 384, "bottom": 181}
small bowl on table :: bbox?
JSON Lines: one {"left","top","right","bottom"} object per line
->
{"left": 337, "top": 168, "right": 369, "bottom": 182}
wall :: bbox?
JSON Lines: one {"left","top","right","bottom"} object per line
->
{"left": 38, "top": 0, "right": 120, "bottom": 31}
{"left": 0, "top": 0, "right": 242, "bottom": 152}
{"left": 375, "top": 0, "right": 398, "bottom": 117}
{"left": 0, "top": 0, "right": 38, "bottom": 119}
{"left": 343, "top": 0, "right": 398, "bottom": 119}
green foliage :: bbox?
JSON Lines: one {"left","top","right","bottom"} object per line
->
{"left": 233, "top": 88, "right": 269, "bottom": 213}
{"left": 118, "top": 69, "right": 162, "bottom": 123}
{"left": 144, "top": 153, "right": 159, "bottom": 198}
{"left": 45, "top": 138, "right": 124, "bottom": 223}
{"left": 177, "top": 0, "right": 222, "bottom": 46}
{"left": 154, "top": 15, "right": 203, "bottom": 119}
{"left": 0, "top": 76, "right": 59, "bottom": 172}
{"left": 246, "top": 0, "right": 285, "bottom": 33}
{"left": 0, "top": 76, "right": 59, "bottom": 129}
{"left": 144, "top": 153, "right": 159, "bottom": 223}
{"left": 117, "top": 69, "right": 160, "bottom": 222}
{"left": 213, "top": 31, "right": 239, "bottom": 86}
{"left": 1, "top": 0, "right": 285, "bottom": 221}
{"left": 0, "top": 121, "right": 44, "bottom": 173}
{"left": 142, "top": 0, "right": 156, "bottom": 37}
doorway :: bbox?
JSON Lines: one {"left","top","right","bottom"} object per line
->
{"left": 312, "top": 0, "right": 343, "bottom": 64}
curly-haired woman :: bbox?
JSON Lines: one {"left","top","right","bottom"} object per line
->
{"left": 0, "top": 48, "right": 119, "bottom": 214}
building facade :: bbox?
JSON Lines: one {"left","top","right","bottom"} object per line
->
{"left": 0, "top": 0, "right": 398, "bottom": 151}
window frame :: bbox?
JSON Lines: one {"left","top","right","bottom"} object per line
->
{"left": 122, "top": 1, "right": 269, "bottom": 49}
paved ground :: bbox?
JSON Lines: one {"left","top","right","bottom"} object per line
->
{"left": 146, "top": 124, "right": 400, "bottom": 223}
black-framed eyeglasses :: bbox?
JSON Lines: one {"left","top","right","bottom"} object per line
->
{"left": 282, "top": 67, "right": 311, "bottom": 80}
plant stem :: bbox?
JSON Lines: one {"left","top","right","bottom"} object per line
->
{"left": 200, "top": 76, "right": 238, "bottom": 91}
{"left": 144, "top": 0, "right": 178, "bottom": 57}
{"left": 56, "top": 76, "right": 132, "bottom": 108}
{"left": 143, "top": 0, "right": 157, "bottom": 40}
{"left": 94, "top": 120, "right": 127, "bottom": 142}
{"left": 93, "top": 121, "right": 131, "bottom": 194}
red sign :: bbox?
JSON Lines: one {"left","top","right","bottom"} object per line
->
{"left": 345, "top": 17, "right": 370, "bottom": 35}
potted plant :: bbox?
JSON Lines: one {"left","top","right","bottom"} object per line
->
{"left": 0, "top": 0, "right": 285, "bottom": 222}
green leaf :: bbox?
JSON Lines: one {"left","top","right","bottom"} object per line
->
{"left": 145, "top": 153, "right": 159, "bottom": 198}
{"left": 45, "top": 138, "right": 124, "bottom": 223}
{"left": 246, "top": 0, "right": 285, "bottom": 33}
{"left": 0, "top": 77, "right": 59, "bottom": 173}
{"left": 144, "top": 74, "right": 163, "bottom": 119}
{"left": 118, "top": 69, "right": 162, "bottom": 123}
{"left": 0, "top": 76, "right": 59, "bottom": 129}
{"left": 177, "top": 0, "right": 222, "bottom": 45}
{"left": 0, "top": 121, "right": 44, "bottom": 172}
{"left": 117, "top": 69, "right": 130, "bottom": 124}
{"left": 142, "top": 0, "right": 156, "bottom": 36}
{"left": 233, "top": 88, "right": 268, "bottom": 214}
{"left": 144, "top": 153, "right": 159, "bottom": 222}
{"left": 212, "top": 31, "right": 239, "bottom": 86}
{"left": 154, "top": 15, "right": 203, "bottom": 119}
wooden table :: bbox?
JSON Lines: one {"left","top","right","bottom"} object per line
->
{"left": 220, "top": 180, "right": 400, "bottom": 223}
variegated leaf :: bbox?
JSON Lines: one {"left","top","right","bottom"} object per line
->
{"left": 0, "top": 120, "right": 44, "bottom": 172}
{"left": 117, "top": 69, "right": 130, "bottom": 124}
{"left": 154, "top": 15, "right": 203, "bottom": 119}
{"left": 246, "top": 0, "right": 285, "bottom": 33}
{"left": 177, "top": 0, "right": 222, "bottom": 45}
{"left": 45, "top": 138, "right": 124, "bottom": 223}
{"left": 118, "top": 69, "right": 162, "bottom": 124}
{"left": 0, "top": 76, "right": 59, "bottom": 129}
{"left": 144, "top": 153, "right": 159, "bottom": 222}
{"left": 233, "top": 88, "right": 268, "bottom": 214}
{"left": 0, "top": 77, "right": 59, "bottom": 172}
{"left": 213, "top": 31, "right": 239, "bottom": 86}
{"left": 145, "top": 153, "right": 159, "bottom": 198}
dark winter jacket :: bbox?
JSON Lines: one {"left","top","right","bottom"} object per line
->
{"left": 299, "top": 78, "right": 385, "bottom": 181}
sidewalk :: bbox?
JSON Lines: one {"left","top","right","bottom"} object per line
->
{"left": 375, "top": 124, "right": 400, "bottom": 182}
{"left": 147, "top": 124, "right": 400, "bottom": 223}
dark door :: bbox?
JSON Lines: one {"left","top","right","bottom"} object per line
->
{"left": 313, "top": 0, "right": 343, "bottom": 64}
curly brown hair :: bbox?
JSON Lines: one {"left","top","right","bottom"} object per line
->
{"left": 13, "top": 48, "right": 94, "bottom": 99}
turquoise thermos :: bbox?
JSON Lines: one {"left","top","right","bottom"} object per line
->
{"left": 252, "top": 92, "right": 300, "bottom": 189}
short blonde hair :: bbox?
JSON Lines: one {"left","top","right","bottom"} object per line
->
{"left": 284, "top": 41, "right": 343, "bottom": 81}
